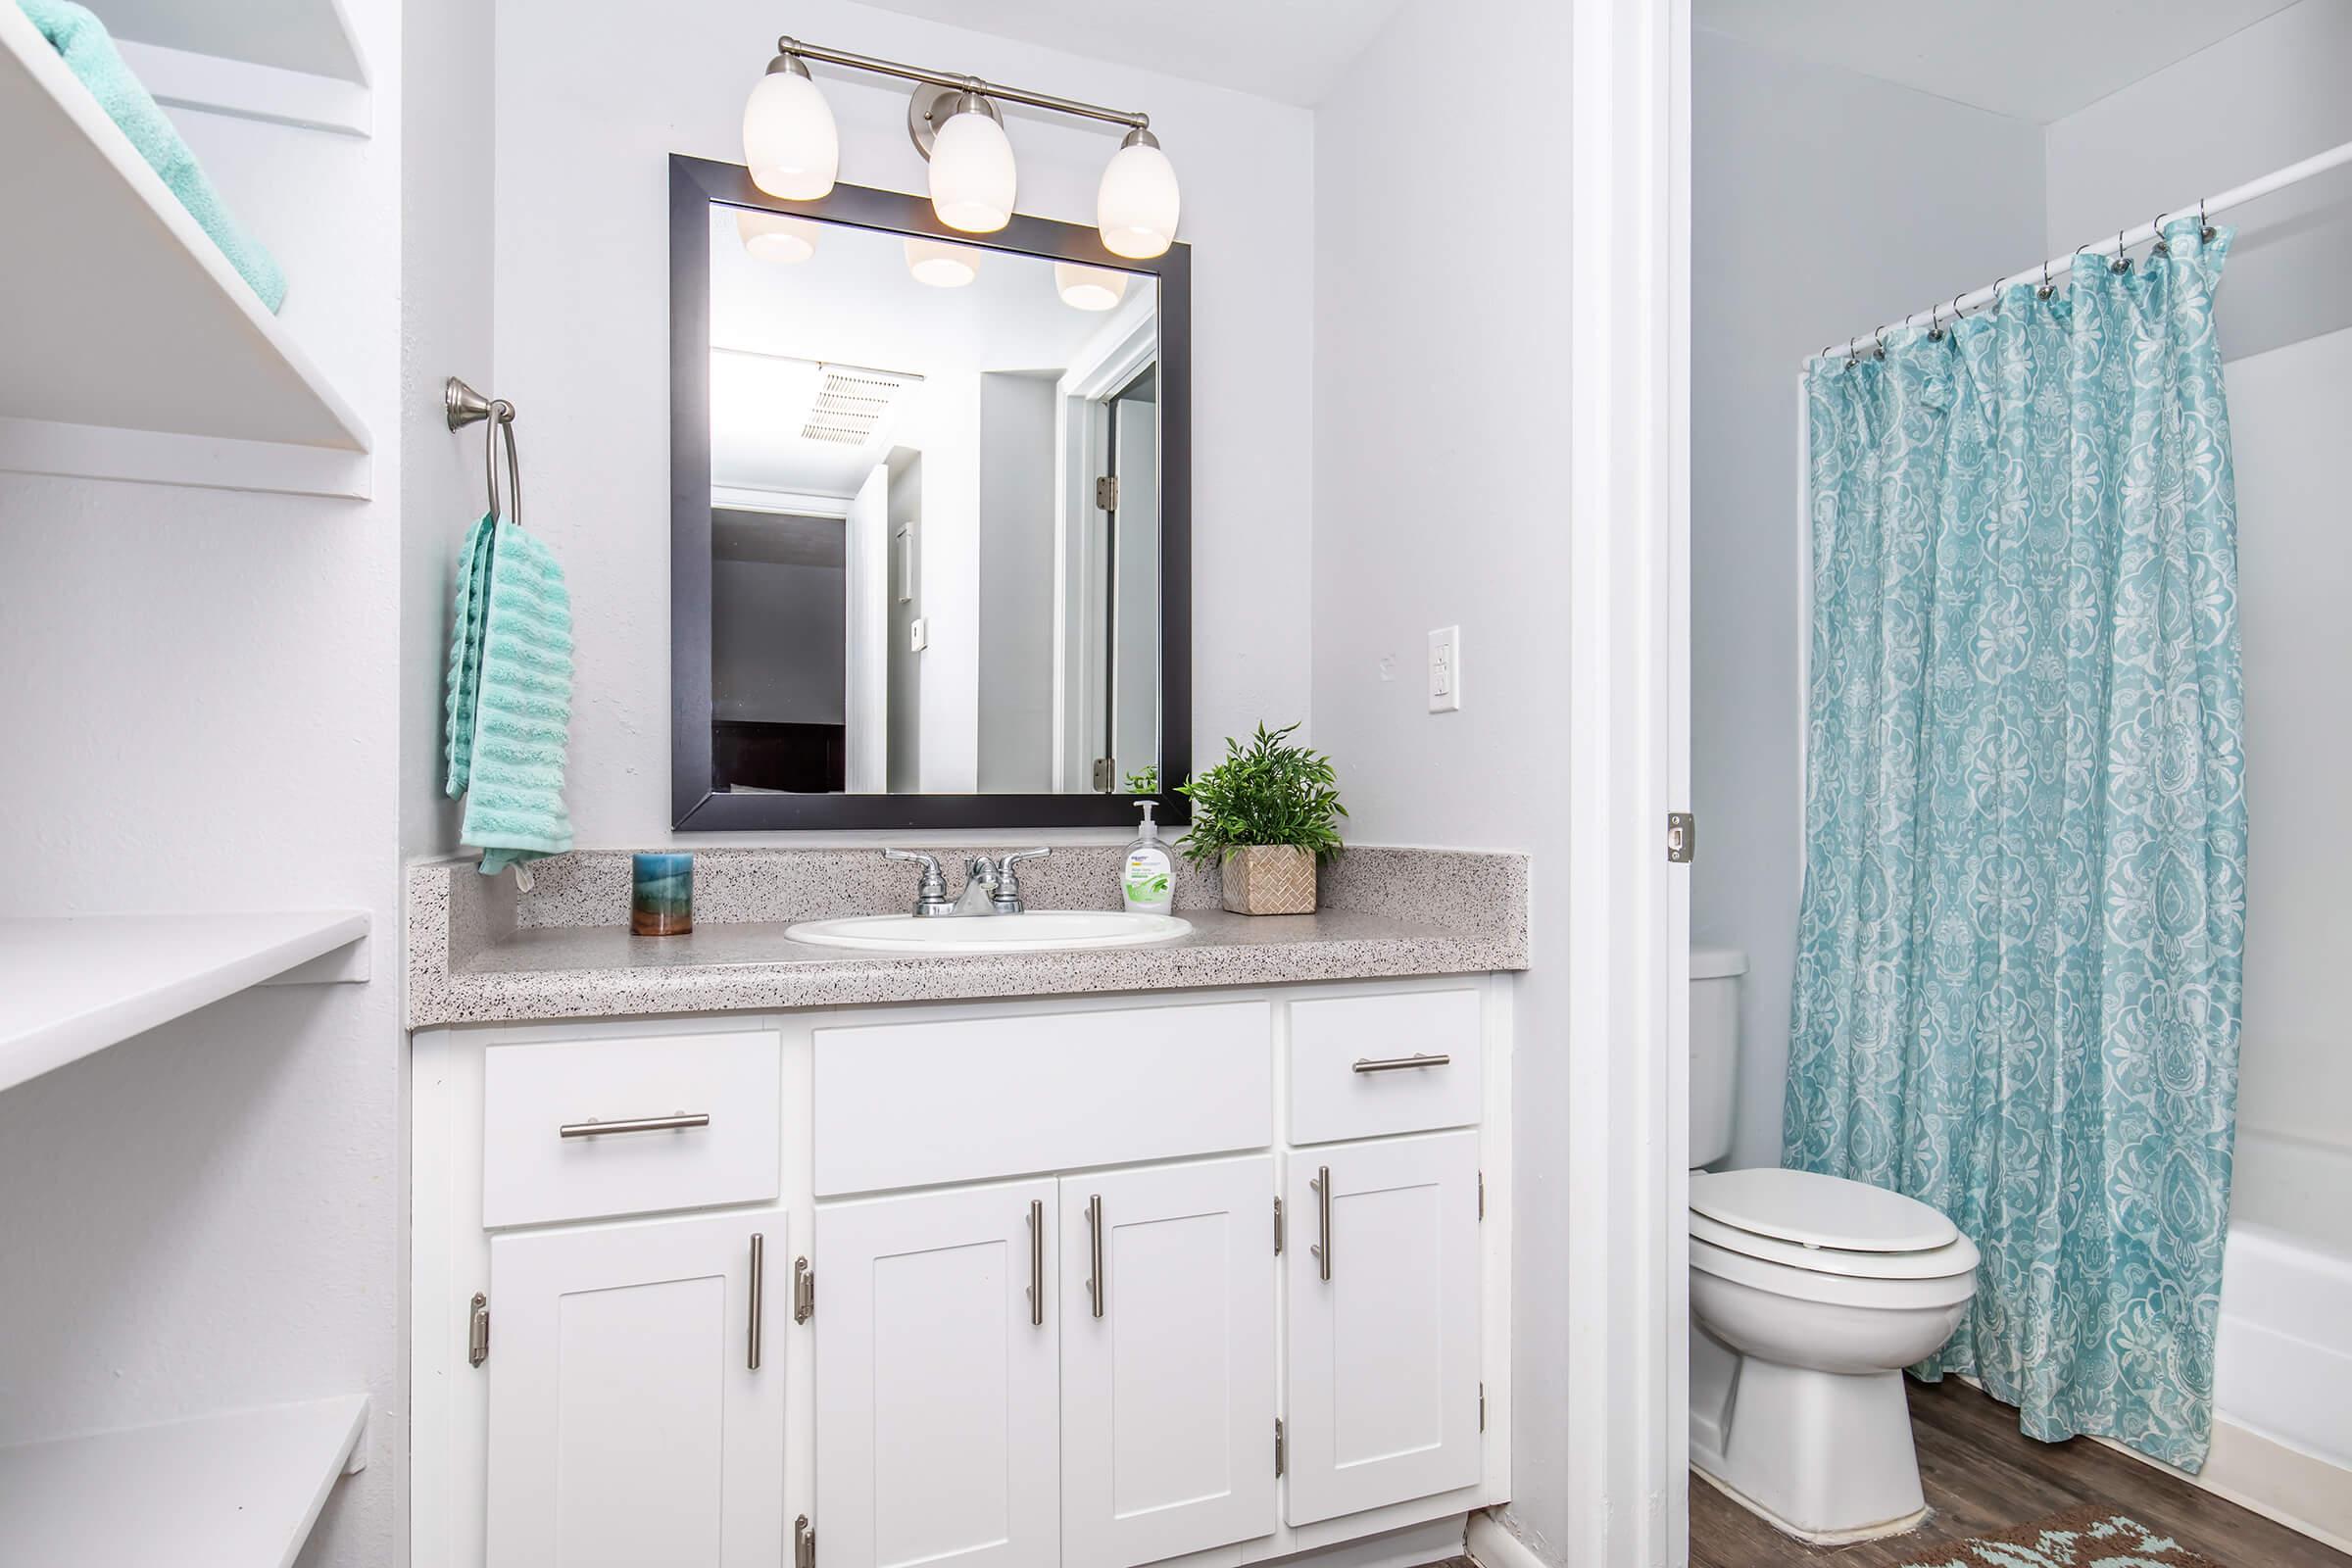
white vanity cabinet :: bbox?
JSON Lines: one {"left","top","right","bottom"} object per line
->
{"left": 486, "top": 1207, "right": 789, "bottom": 1568}
{"left": 413, "top": 977, "right": 1511, "bottom": 1568}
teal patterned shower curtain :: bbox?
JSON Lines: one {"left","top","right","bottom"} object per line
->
{"left": 1783, "top": 220, "right": 2246, "bottom": 1470}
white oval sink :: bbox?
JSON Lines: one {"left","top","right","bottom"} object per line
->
{"left": 785, "top": 910, "right": 1192, "bottom": 956}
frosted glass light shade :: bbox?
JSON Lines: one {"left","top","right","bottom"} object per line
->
{"left": 736, "top": 210, "right": 819, "bottom": 264}
{"left": 906, "top": 237, "right": 980, "bottom": 288}
{"left": 743, "top": 65, "right": 839, "bottom": 200}
{"left": 1054, "top": 262, "right": 1129, "bottom": 312}
{"left": 1097, "top": 135, "right": 1180, "bottom": 259}
{"left": 928, "top": 107, "right": 1017, "bottom": 233}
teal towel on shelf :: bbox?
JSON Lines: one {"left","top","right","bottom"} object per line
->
{"left": 445, "top": 515, "right": 574, "bottom": 877}
{"left": 17, "top": 0, "right": 288, "bottom": 312}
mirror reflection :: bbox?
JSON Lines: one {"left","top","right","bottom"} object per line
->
{"left": 706, "top": 204, "right": 1162, "bottom": 796}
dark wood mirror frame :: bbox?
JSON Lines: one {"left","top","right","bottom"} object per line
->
{"left": 669, "top": 155, "right": 1192, "bottom": 830}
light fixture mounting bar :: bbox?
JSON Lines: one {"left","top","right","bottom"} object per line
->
{"left": 774, "top": 34, "right": 1149, "bottom": 130}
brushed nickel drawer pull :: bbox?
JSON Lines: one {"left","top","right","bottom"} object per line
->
{"left": 748, "top": 1232, "right": 765, "bottom": 1371}
{"left": 559, "top": 1112, "right": 710, "bottom": 1138}
{"left": 1086, "top": 1194, "right": 1105, "bottom": 1318}
{"left": 1351, "top": 1053, "right": 1451, "bottom": 1074}
{"left": 1027, "top": 1199, "right": 1046, "bottom": 1328}
{"left": 1311, "top": 1165, "right": 1332, "bottom": 1281}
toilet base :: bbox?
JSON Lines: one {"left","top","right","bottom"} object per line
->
{"left": 1690, "top": 1332, "right": 1932, "bottom": 1544}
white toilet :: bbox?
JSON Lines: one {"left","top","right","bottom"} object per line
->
{"left": 1688, "top": 947, "right": 1979, "bottom": 1544}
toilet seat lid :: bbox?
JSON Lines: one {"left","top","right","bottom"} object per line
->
{"left": 1690, "top": 1168, "right": 1958, "bottom": 1253}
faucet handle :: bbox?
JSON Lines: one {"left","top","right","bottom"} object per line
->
{"left": 884, "top": 849, "right": 952, "bottom": 915}
{"left": 994, "top": 849, "right": 1051, "bottom": 913}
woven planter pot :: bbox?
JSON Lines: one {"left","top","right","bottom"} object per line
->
{"left": 1220, "top": 845, "right": 1318, "bottom": 915}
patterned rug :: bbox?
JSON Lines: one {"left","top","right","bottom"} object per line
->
{"left": 1883, "top": 1507, "right": 2222, "bottom": 1568}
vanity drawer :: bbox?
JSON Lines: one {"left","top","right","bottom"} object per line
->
{"left": 813, "top": 1000, "right": 1272, "bottom": 1194}
{"left": 1287, "top": 988, "right": 1482, "bottom": 1144}
{"left": 482, "top": 1029, "right": 781, "bottom": 1227}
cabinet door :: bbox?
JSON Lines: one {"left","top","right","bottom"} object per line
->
{"left": 816, "top": 1181, "right": 1059, "bottom": 1568}
{"left": 1060, "top": 1156, "right": 1277, "bottom": 1568}
{"left": 487, "top": 1206, "right": 786, "bottom": 1568}
{"left": 1283, "top": 1130, "right": 1481, "bottom": 1525}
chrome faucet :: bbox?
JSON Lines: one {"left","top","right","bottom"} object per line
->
{"left": 884, "top": 848, "right": 1051, "bottom": 916}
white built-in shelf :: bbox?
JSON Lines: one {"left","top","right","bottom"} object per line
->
{"left": 98, "top": 0, "right": 368, "bottom": 86}
{"left": 0, "top": 909, "right": 370, "bottom": 1095}
{"left": 0, "top": 1395, "right": 368, "bottom": 1568}
{"left": 0, "top": 1, "right": 371, "bottom": 496}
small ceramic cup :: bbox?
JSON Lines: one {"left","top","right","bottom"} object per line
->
{"left": 631, "top": 853, "right": 694, "bottom": 936}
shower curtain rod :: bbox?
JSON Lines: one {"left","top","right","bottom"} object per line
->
{"left": 1810, "top": 135, "right": 2352, "bottom": 367}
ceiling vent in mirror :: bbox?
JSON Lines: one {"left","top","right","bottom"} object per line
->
{"left": 801, "top": 366, "right": 919, "bottom": 446}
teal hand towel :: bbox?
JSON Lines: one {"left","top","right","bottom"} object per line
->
{"left": 445, "top": 515, "right": 574, "bottom": 876}
{"left": 16, "top": 0, "right": 288, "bottom": 312}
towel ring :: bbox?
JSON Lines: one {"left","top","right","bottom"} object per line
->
{"left": 446, "top": 377, "right": 522, "bottom": 526}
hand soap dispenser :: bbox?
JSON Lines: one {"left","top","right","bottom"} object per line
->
{"left": 1122, "top": 801, "right": 1174, "bottom": 913}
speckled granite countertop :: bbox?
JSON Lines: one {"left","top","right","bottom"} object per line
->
{"left": 407, "top": 845, "right": 1529, "bottom": 1028}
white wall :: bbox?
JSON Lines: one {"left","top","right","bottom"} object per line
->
{"left": 978, "top": 373, "right": 1057, "bottom": 792}
{"left": 0, "top": 1, "right": 442, "bottom": 1562}
{"left": 2044, "top": 0, "right": 2352, "bottom": 367}
{"left": 1689, "top": 28, "right": 2047, "bottom": 1170}
{"left": 2221, "top": 324, "right": 2352, "bottom": 1258}
{"left": 1308, "top": 0, "right": 1576, "bottom": 1553}
{"left": 492, "top": 0, "right": 1314, "bottom": 843}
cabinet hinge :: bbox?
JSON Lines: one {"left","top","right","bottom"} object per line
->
{"left": 795, "top": 1514, "right": 816, "bottom": 1568}
{"left": 1478, "top": 1170, "right": 1485, "bottom": 1220}
{"left": 1480, "top": 1382, "right": 1487, "bottom": 1432}
{"left": 793, "top": 1256, "right": 815, "bottom": 1324}
{"left": 1095, "top": 474, "right": 1119, "bottom": 511}
{"left": 1666, "top": 810, "right": 1695, "bottom": 863}
{"left": 466, "top": 1293, "right": 490, "bottom": 1368}
{"left": 1274, "top": 1417, "right": 1286, "bottom": 1478}
{"left": 1273, "top": 1196, "right": 1285, "bottom": 1255}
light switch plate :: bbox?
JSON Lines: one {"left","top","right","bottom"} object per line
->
{"left": 1428, "top": 625, "right": 1460, "bottom": 712}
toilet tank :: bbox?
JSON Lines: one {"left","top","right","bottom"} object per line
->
{"left": 1690, "top": 947, "right": 1747, "bottom": 1168}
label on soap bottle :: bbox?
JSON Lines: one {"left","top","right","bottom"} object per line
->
{"left": 1123, "top": 848, "right": 1172, "bottom": 910}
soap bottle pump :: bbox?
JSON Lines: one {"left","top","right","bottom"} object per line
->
{"left": 1122, "top": 801, "right": 1174, "bottom": 914}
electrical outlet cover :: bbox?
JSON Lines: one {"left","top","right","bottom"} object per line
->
{"left": 1428, "top": 626, "right": 1461, "bottom": 712}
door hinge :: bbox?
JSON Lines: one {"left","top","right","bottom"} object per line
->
{"left": 795, "top": 1514, "right": 816, "bottom": 1568}
{"left": 1091, "top": 757, "right": 1116, "bottom": 791}
{"left": 467, "top": 1292, "right": 490, "bottom": 1368}
{"left": 1274, "top": 1417, "right": 1286, "bottom": 1478}
{"left": 1480, "top": 1382, "right": 1487, "bottom": 1432}
{"left": 793, "top": 1256, "right": 815, "bottom": 1324}
{"left": 1666, "top": 810, "right": 1695, "bottom": 863}
{"left": 1273, "top": 1196, "right": 1285, "bottom": 1255}
{"left": 1095, "top": 474, "right": 1119, "bottom": 511}
{"left": 1478, "top": 1170, "right": 1485, "bottom": 1220}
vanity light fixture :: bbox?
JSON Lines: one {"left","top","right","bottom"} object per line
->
{"left": 746, "top": 36, "right": 1180, "bottom": 256}
{"left": 742, "top": 52, "right": 839, "bottom": 200}
{"left": 736, "top": 209, "right": 819, "bottom": 264}
{"left": 1054, "top": 261, "right": 1128, "bottom": 312}
{"left": 905, "top": 237, "right": 979, "bottom": 288}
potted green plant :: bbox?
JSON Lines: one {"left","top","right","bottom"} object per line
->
{"left": 1176, "top": 722, "right": 1348, "bottom": 915}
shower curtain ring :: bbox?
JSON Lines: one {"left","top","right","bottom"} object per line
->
{"left": 2199, "top": 198, "right": 2216, "bottom": 243}
{"left": 2151, "top": 212, "right": 2172, "bottom": 258}
{"left": 1873, "top": 326, "right": 1888, "bottom": 361}
{"left": 2036, "top": 261, "right": 2054, "bottom": 300}
{"left": 2110, "top": 228, "right": 2132, "bottom": 273}
{"left": 1927, "top": 302, "right": 1944, "bottom": 341}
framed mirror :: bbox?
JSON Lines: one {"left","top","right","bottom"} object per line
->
{"left": 669, "top": 156, "right": 1192, "bottom": 830}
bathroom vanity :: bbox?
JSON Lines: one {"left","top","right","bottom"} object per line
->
{"left": 408, "top": 847, "right": 1527, "bottom": 1568}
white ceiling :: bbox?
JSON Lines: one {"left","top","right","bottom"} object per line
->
{"left": 1693, "top": 0, "right": 2305, "bottom": 124}
{"left": 851, "top": 0, "right": 1410, "bottom": 106}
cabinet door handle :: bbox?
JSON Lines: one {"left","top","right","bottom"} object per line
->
{"left": 748, "top": 1232, "right": 765, "bottom": 1371}
{"left": 1310, "top": 1165, "right": 1332, "bottom": 1281}
{"left": 559, "top": 1112, "right": 710, "bottom": 1138}
{"left": 1026, "top": 1199, "right": 1046, "bottom": 1328}
{"left": 1351, "top": 1053, "right": 1450, "bottom": 1073}
{"left": 1086, "top": 1194, "right": 1105, "bottom": 1318}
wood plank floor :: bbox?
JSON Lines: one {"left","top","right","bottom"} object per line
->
{"left": 1689, "top": 1378, "right": 2350, "bottom": 1568}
